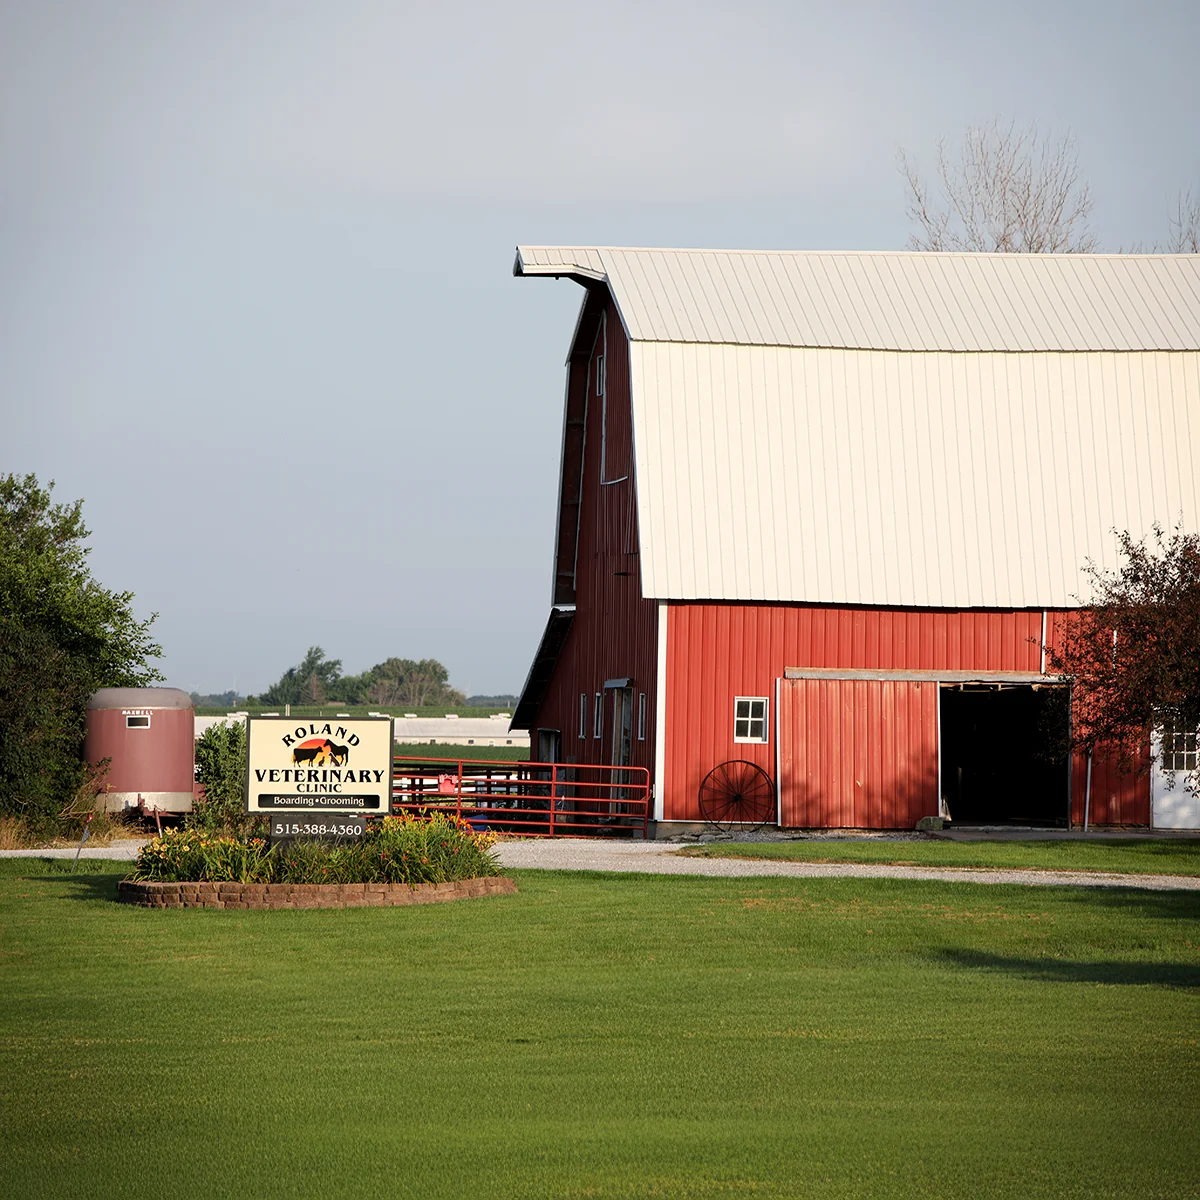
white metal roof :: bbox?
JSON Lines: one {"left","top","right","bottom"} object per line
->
{"left": 515, "top": 246, "right": 1200, "bottom": 352}
{"left": 516, "top": 246, "right": 1200, "bottom": 609}
{"left": 631, "top": 344, "right": 1199, "bottom": 608}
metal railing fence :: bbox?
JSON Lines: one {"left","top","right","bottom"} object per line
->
{"left": 391, "top": 756, "right": 650, "bottom": 838}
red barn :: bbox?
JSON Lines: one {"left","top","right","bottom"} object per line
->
{"left": 510, "top": 247, "right": 1200, "bottom": 831}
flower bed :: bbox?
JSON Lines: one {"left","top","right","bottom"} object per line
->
{"left": 118, "top": 877, "right": 516, "bottom": 909}
{"left": 127, "top": 813, "right": 502, "bottom": 886}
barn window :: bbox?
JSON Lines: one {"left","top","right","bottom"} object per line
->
{"left": 637, "top": 692, "right": 647, "bottom": 741}
{"left": 594, "top": 692, "right": 603, "bottom": 738}
{"left": 733, "top": 697, "right": 768, "bottom": 743}
{"left": 579, "top": 693, "right": 587, "bottom": 739}
{"left": 126, "top": 715, "right": 150, "bottom": 729}
{"left": 1161, "top": 722, "right": 1198, "bottom": 772}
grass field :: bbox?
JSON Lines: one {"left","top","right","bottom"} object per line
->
{"left": 1, "top": 860, "right": 1197, "bottom": 1199}
{"left": 394, "top": 742, "right": 529, "bottom": 763}
{"left": 679, "top": 838, "right": 1200, "bottom": 877}
{"left": 195, "top": 705, "right": 515, "bottom": 719}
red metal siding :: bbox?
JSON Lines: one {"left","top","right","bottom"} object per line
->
{"left": 778, "top": 678, "right": 938, "bottom": 828}
{"left": 1069, "top": 748, "right": 1148, "bottom": 826}
{"left": 663, "top": 602, "right": 1149, "bottom": 827}
{"left": 530, "top": 294, "right": 659, "bottom": 776}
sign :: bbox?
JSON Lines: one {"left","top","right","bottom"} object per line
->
{"left": 268, "top": 814, "right": 367, "bottom": 841}
{"left": 244, "top": 716, "right": 393, "bottom": 814}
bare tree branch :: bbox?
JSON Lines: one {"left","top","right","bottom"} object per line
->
{"left": 899, "top": 120, "right": 1097, "bottom": 253}
{"left": 1167, "top": 189, "right": 1200, "bottom": 253}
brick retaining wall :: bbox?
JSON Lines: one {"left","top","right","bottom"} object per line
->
{"left": 118, "top": 876, "right": 517, "bottom": 909}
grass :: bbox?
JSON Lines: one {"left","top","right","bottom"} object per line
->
{"left": 678, "top": 837, "right": 1200, "bottom": 877}
{"left": 195, "top": 705, "right": 515, "bottom": 719}
{"left": 394, "top": 742, "right": 529, "bottom": 762}
{"left": 1, "top": 861, "right": 1197, "bottom": 1197}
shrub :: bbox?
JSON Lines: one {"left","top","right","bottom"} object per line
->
{"left": 189, "top": 720, "right": 260, "bottom": 837}
{"left": 130, "top": 828, "right": 275, "bottom": 883}
{"left": 128, "top": 813, "right": 500, "bottom": 885}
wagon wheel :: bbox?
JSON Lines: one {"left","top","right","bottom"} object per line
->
{"left": 698, "top": 760, "right": 776, "bottom": 832}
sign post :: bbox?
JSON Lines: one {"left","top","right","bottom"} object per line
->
{"left": 245, "top": 716, "right": 393, "bottom": 842}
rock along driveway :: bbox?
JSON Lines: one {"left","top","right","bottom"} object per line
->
{"left": 494, "top": 839, "right": 1200, "bottom": 892}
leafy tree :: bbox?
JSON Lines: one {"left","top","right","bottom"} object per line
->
{"left": 364, "top": 657, "right": 465, "bottom": 708}
{"left": 1046, "top": 526, "right": 1200, "bottom": 787}
{"left": 0, "top": 473, "right": 162, "bottom": 832}
{"left": 188, "top": 720, "right": 258, "bottom": 836}
{"left": 254, "top": 650, "right": 465, "bottom": 709}
{"left": 258, "top": 646, "right": 343, "bottom": 706}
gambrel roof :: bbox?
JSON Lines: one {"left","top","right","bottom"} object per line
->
{"left": 516, "top": 247, "right": 1200, "bottom": 609}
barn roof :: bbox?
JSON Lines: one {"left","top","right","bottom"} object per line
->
{"left": 516, "top": 247, "right": 1200, "bottom": 610}
{"left": 515, "top": 246, "right": 1200, "bottom": 352}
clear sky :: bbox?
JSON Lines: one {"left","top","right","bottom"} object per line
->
{"left": 3, "top": 0, "right": 1197, "bottom": 696}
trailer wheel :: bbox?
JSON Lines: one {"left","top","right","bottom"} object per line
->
{"left": 698, "top": 760, "right": 776, "bottom": 832}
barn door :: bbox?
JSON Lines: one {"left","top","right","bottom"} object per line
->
{"left": 537, "top": 728, "right": 561, "bottom": 765}
{"left": 778, "top": 677, "right": 938, "bottom": 828}
{"left": 1151, "top": 723, "right": 1200, "bottom": 829}
{"left": 611, "top": 688, "right": 634, "bottom": 769}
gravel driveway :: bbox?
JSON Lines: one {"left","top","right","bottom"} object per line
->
{"left": 495, "top": 839, "right": 1200, "bottom": 892}
{"left": 5, "top": 837, "right": 1196, "bottom": 892}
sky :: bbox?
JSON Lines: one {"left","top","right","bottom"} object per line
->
{"left": 3, "top": 0, "right": 1198, "bottom": 697}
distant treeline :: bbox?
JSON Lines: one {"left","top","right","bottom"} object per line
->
{"left": 190, "top": 649, "right": 515, "bottom": 712}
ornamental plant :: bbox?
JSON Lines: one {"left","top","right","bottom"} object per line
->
{"left": 127, "top": 813, "right": 500, "bottom": 885}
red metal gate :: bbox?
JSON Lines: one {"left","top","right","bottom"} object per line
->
{"left": 393, "top": 756, "right": 650, "bottom": 838}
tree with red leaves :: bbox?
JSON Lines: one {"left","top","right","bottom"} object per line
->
{"left": 1046, "top": 526, "right": 1200, "bottom": 788}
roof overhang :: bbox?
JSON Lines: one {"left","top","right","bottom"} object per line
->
{"left": 513, "top": 247, "right": 605, "bottom": 284}
{"left": 509, "top": 607, "right": 576, "bottom": 731}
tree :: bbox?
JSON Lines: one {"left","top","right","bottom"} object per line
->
{"left": 258, "top": 646, "right": 343, "bottom": 706}
{"left": 1167, "top": 189, "right": 1200, "bottom": 253}
{"left": 899, "top": 120, "right": 1098, "bottom": 253}
{"left": 0, "top": 473, "right": 162, "bottom": 832}
{"left": 364, "top": 657, "right": 465, "bottom": 708}
{"left": 188, "top": 719, "right": 255, "bottom": 836}
{"left": 1045, "top": 526, "right": 1200, "bottom": 787}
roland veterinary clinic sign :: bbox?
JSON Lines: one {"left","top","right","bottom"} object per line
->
{"left": 245, "top": 716, "right": 393, "bottom": 814}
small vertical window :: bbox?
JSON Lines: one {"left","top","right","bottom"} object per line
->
{"left": 579, "top": 694, "right": 587, "bottom": 739}
{"left": 733, "top": 697, "right": 769, "bottom": 743}
{"left": 596, "top": 354, "right": 605, "bottom": 396}
{"left": 594, "top": 692, "right": 602, "bottom": 738}
{"left": 637, "top": 692, "right": 647, "bottom": 741}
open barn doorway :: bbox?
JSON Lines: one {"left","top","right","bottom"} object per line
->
{"left": 940, "top": 684, "right": 1070, "bottom": 826}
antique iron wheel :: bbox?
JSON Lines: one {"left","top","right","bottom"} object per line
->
{"left": 698, "top": 760, "right": 776, "bottom": 832}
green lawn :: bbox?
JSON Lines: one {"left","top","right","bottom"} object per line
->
{"left": 678, "top": 838, "right": 1200, "bottom": 877}
{"left": 1, "top": 860, "right": 1197, "bottom": 1199}
{"left": 394, "top": 742, "right": 529, "bottom": 763}
{"left": 196, "top": 706, "right": 515, "bottom": 719}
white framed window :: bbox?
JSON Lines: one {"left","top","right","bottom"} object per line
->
{"left": 596, "top": 353, "right": 605, "bottom": 397}
{"left": 637, "top": 692, "right": 647, "bottom": 741}
{"left": 1162, "top": 723, "right": 1198, "bottom": 772}
{"left": 579, "top": 694, "right": 587, "bottom": 739}
{"left": 594, "top": 692, "right": 603, "bottom": 738}
{"left": 126, "top": 715, "right": 151, "bottom": 729}
{"left": 733, "top": 697, "right": 769, "bottom": 743}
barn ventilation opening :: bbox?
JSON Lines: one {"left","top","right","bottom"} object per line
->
{"left": 940, "top": 684, "right": 1069, "bottom": 826}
